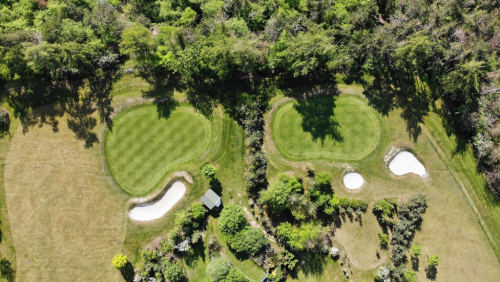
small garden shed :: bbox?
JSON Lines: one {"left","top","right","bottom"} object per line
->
{"left": 201, "top": 189, "right": 221, "bottom": 210}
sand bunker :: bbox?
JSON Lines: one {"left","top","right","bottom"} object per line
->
{"left": 343, "top": 172, "right": 364, "bottom": 189}
{"left": 389, "top": 151, "right": 426, "bottom": 176}
{"left": 130, "top": 181, "right": 186, "bottom": 221}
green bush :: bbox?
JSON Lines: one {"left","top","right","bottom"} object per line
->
{"left": 202, "top": 165, "right": 216, "bottom": 178}
{"left": 219, "top": 203, "right": 247, "bottom": 235}
{"left": 350, "top": 199, "right": 359, "bottom": 209}
{"left": 112, "top": 254, "right": 128, "bottom": 270}
{"left": 427, "top": 255, "right": 440, "bottom": 267}
{"left": 404, "top": 270, "right": 416, "bottom": 282}
{"left": 163, "top": 261, "right": 183, "bottom": 281}
{"left": 411, "top": 245, "right": 421, "bottom": 257}
{"left": 228, "top": 227, "right": 268, "bottom": 255}
{"left": 378, "top": 233, "right": 389, "bottom": 247}
{"left": 358, "top": 200, "right": 369, "bottom": 212}
{"left": 316, "top": 172, "right": 331, "bottom": 189}
{"left": 191, "top": 203, "right": 207, "bottom": 222}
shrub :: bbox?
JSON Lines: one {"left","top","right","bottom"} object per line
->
{"left": 330, "top": 247, "right": 340, "bottom": 258}
{"left": 191, "top": 230, "right": 202, "bottom": 244}
{"left": 379, "top": 233, "right": 389, "bottom": 246}
{"left": 324, "top": 194, "right": 340, "bottom": 215}
{"left": 163, "top": 261, "right": 183, "bottom": 282}
{"left": 427, "top": 255, "right": 440, "bottom": 267}
{"left": 176, "top": 237, "right": 191, "bottom": 252}
{"left": 202, "top": 165, "right": 216, "bottom": 179}
{"left": 358, "top": 200, "right": 369, "bottom": 212}
{"left": 404, "top": 270, "right": 416, "bottom": 282}
{"left": 112, "top": 254, "right": 128, "bottom": 270}
{"left": 350, "top": 199, "right": 359, "bottom": 209}
{"left": 276, "top": 222, "right": 324, "bottom": 250}
{"left": 219, "top": 203, "right": 247, "bottom": 235}
{"left": 411, "top": 245, "right": 421, "bottom": 257}
{"left": 377, "top": 266, "right": 390, "bottom": 280}
{"left": 277, "top": 250, "right": 298, "bottom": 270}
{"left": 174, "top": 209, "right": 193, "bottom": 227}
{"left": 191, "top": 203, "right": 207, "bottom": 222}
{"left": 316, "top": 172, "right": 331, "bottom": 189}
{"left": 339, "top": 197, "right": 350, "bottom": 208}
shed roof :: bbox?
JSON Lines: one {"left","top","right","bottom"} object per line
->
{"left": 201, "top": 189, "right": 221, "bottom": 210}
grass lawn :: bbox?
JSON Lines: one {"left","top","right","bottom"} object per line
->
{"left": 265, "top": 86, "right": 500, "bottom": 281}
{"left": 271, "top": 94, "right": 381, "bottom": 161}
{"left": 3, "top": 105, "right": 129, "bottom": 281}
{"left": 105, "top": 103, "right": 214, "bottom": 195}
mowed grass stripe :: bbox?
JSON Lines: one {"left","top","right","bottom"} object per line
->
{"left": 106, "top": 104, "right": 212, "bottom": 195}
{"left": 271, "top": 94, "right": 381, "bottom": 161}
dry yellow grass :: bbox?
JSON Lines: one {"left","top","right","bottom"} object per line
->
{"left": 3, "top": 105, "right": 128, "bottom": 281}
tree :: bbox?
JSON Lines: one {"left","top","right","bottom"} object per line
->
{"left": 219, "top": 203, "right": 247, "bottom": 235}
{"left": 202, "top": 165, "right": 216, "bottom": 179}
{"left": 174, "top": 208, "right": 192, "bottom": 226}
{"left": 377, "top": 266, "right": 390, "bottom": 280}
{"left": 427, "top": 255, "right": 440, "bottom": 267}
{"left": 260, "top": 174, "right": 302, "bottom": 215}
{"left": 112, "top": 254, "right": 128, "bottom": 270}
{"left": 228, "top": 227, "right": 268, "bottom": 255}
{"left": 119, "top": 23, "right": 153, "bottom": 60}
{"left": 162, "top": 261, "right": 183, "bottom": 281}
{"left": 206, "top": 256, "right": 231, "bottom": 282}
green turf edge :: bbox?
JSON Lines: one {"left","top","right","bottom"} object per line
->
{"left": 424, "top": 113, "right": 500, "bottom": 262}
{"left": 103, "top": 102, "right": 221, "bottom": 196}
{"left": 270, "top": 94, "right": 383, "bottom": 162}
{"left": 0, "top": 104, "right": 19, "bottom": 282}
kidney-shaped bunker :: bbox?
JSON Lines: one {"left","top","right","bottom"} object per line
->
{"left": 130, "top": 181, "right": 186, "bottom": 221}
{"left": 389, "top": 151, "right": 426, "bottom": 177}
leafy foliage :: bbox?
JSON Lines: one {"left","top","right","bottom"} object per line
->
{"left": 206, "top": 256, "right": 247, "bottom": 282}
{"left": 228, "top": 227, "right": 268, "bottom": 255}
{"left": 427, "top": 255, "right": 440, "bottom": 267}
{"left": 112, "top": 254, "right": 128, "bottom": 270}
{"left": 202, "top": 165, "right": 216, "bottom": 179}
{"left": 219, "top": 203, "right": 247, "bottom": 235}
{"left": 276, "top": 222, "right": 325, "bottom": 250}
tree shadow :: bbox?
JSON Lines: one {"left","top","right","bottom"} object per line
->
{"left": 294, "top": 251, "right": 328, "bottom": 278}
{"left": 0, "top": 257, "right": 15, "bottom": 282}
{"left": 140, "top": 72, "right": 184, "bottom": 120}
{"left": 119, "top": 262, "right": 135, "bottom": 282}
{"left": 183, "top": 243, "right": 206, "bottom": 268}
{"left": 209, "top": 178, "right": 223, "bottom": 196}
{"left": 0, "top": 110, "right": 11, "bottom": 139}
{"left": 66, "top": 101, "right": 98, "bottom": 148}
{"left": 411, "top": 256, "right": 419, "bottom": 271}
{"left": 362, "top": 72, "right": 432, "bottom": 141}
{"left": 426, "top": 266, "right": 438, "bottom": 280}
{"left": 293, "top": 95, "right": 343, "bottom": 145}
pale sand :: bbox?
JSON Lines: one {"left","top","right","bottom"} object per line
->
{"left": 130, "top": 181, "right": 186, "bottom": 221}
{"left": 389, "top": 151, "right": 426, "bottom": 176}
{"left": 343, "top": 172, "right": 364, "bottom": 189}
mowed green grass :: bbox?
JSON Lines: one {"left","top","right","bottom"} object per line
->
{"left": 272, "top": 94, "right": 381, "bottom": 161}
{"left": 106, "top": 104, "right": 212, "bottom": 195}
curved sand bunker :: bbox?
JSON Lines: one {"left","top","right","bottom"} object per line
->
{"left": 389, "top": 151, "right": 426, "bottom": 176}
{"left": 130, "top": 181, "right": 186, "bottom": 221}
{"left": 343, "top": 172, "right": 364, "bottom": 189}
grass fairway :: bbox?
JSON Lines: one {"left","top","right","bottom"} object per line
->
{"left": 3, "top": 105, "right": 128, "bottom": 281}
{"left": 272, "top": 94, "right": 381, "bottom": 161}
{"left": 106, "top": 104, "right": 213, "bottom": 195}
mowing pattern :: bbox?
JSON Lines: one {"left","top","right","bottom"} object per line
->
{"left": 106, "top": 104, "right": 212, "bottom": 195}
{"left": 272, "top": 94, "right": 380, "bottom": 161}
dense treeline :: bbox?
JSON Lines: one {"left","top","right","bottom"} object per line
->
{"left": 1, "top": 0, "right": 499, "bottom": 192}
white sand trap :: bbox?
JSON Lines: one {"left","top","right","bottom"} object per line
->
{"left": 130, "top": 181, "right": 186, "bottom": 221}
{"left": 343, "top": 172, "right": 364, "bottom": 189}
{"left": 389, "top": 151, "right": 426, "bottom": 176}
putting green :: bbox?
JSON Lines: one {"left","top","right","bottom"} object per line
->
{"left": 105, "top": 104, "right": 212, "bottom": 195}
{"left": 271, "top": 94, "right": 380, "bottom": 161}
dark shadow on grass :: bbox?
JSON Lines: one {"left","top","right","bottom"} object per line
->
{"left": 0, "top": 258, "right": 15, "bottom": 282}
{"left": 183, "top": 243, "right": 206, "bottom": 268}
{"left": 411, "top": 256, "right": 419, "bottom": 271}
{"left": 66, "top": 101, "right": 98, "bottom": 148}
{"left": 293, "top": 95, "right": 343, "bottom": 145}
{"left": 120, "top": 262, "right": 135, "bottom": 282}
{"left": 426, "top": 266, "right": 438, "bottom": 280}
{"left": 294, "top": 252, "right": 328, "bottom": 278}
